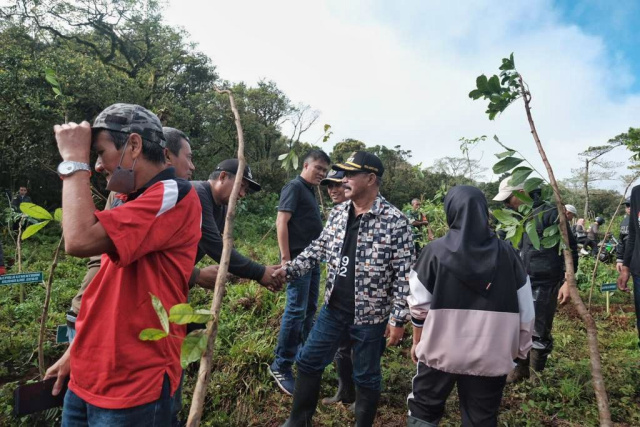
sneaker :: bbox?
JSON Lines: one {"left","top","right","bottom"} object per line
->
{"left": 268, "top": 365, "right": 294, "bottom": 395}
{"left": 580, "top": 248, "right": 589, "bottom": 255}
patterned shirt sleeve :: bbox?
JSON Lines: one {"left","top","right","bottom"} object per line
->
{"left": 388, "top": 214, "right": 416, "bottom": 327}
{"left": 285, "top": 208, "right": 336, "bottom": 280}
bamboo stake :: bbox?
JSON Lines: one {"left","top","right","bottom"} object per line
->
{"left": 187, "top": 88, "right": 246, "bottom": 426}
{"left": 38, "top": 234, "right": 64, "bottom": 378}
{"left": 519, "top": 75, "right": 612, "bottom": 426}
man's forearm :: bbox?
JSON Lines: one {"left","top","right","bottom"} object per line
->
{"left": 276, "top": 222, "right": 291, "bottom": 261}
{"left": 412, "top": 325, "right": 423, "bottom": 345}
{"left": 62, "top": 174, "right": 113, "bottom": 257}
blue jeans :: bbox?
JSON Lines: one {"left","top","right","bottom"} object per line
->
{"left": 633, "top": 275, "right": 640, "bottom": 341}
{"left": 171, "top": 372, "right": 184, "bottom": 427}
{"left": 273, "top": 265, "right": 321, "bottom": 372}
{"left": 296, "top": 305, "right": 386, "bottom": 390}
{"left": 62, "top": 374, "right": 173, "bottom": 426}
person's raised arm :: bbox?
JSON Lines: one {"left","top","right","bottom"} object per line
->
{"left": 55, "top": 122, "right": 114, "bottom": 257}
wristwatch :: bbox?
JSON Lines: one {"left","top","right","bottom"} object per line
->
{"left": 57, "top": 161, "right": 91, "bottom": 178}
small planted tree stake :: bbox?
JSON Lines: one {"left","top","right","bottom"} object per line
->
{"left": 187, "top": 88, "right": 248, "bottom": 427}
{"left": 470, "top": 54, "right": 612, "bottom": 426}
{"left": 18, "top": 202, "right": 63, "bottom": 378}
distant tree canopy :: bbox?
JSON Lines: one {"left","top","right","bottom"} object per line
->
{"left": 0, "top": 0, "right": 297, "bottom": 204}
{"left": 0, "top": 0, "right": 629, "bottom": 217}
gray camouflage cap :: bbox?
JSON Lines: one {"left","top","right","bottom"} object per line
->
{"left": 92, "top": 103, "right": 166, "bottom": 147}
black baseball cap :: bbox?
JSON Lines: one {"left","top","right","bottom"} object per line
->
{"left": 92, "top": 103, "right": 166, "bottom": 147}
{"left": 332, "top": 151, "right": 384, "bottom": 177}
{"left": 214, "top": 159, "right": 261, "bottom": 192}
{"left": 320, "top": 170, "right": 345, "bottom": 186}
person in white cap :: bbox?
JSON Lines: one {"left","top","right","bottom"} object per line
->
{"left": 493, "top": 176, "right": 578, "bottom": 383}
{"left": 564, "top": 204, "right": 578, "bottom": 222}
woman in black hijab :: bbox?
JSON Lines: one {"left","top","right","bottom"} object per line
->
{"left": 406, "top": 186, "right": 534, "bottom": 427}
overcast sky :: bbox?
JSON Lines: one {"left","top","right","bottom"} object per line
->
{"left": 164, "top": 0, "right": 640, "bottom": 191}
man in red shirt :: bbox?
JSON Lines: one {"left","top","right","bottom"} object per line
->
{"left": 44, "top": 104, "right": 201, "bottom": 426}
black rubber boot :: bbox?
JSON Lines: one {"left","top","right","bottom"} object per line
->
{"left": 281, "top": 371, "right": 323, "bottom": 427}
{"left": 506, "top": 355, "right": 530, "bottom": 384}
{"left": 321, "top": 358, "right": 355, "bottom": 405}
{"left": 354, "top": 386, "right": 380, "bottom": 427}
{"left": 530, "top": 349, "right": 547, "bottom": 372}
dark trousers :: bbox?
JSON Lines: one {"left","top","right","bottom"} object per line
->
{"left": 335, "top": 335, "right": 351, "bottom": 361}
{"left": 408, "top": 363, "right": 506, "bottom": 427}
{"left": 273, "top": 266, "right": 321, "bottom": 373}
{"left": 531, "top": 278, "right": 563, "bottom": 365}
{"left": 633, "top": 275, "right": 640, "bottom": 343}
{"left": 296, "top": 305, "right": 386, "bottom": 390}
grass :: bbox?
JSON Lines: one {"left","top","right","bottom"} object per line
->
{"left": 0, "top": 217, "right": 639, "bottom": 426}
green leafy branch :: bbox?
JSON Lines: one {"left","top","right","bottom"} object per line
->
{"left": 468, "top": 53, "right": 521, "bottom": 120}
{"left": 322, "top": 123, "right": 333, "bottom": 143}
{"left": 19, "top": 202, "right": 62, "bottom": 240}
{"left": 139, "top": 294, "right": 214, "bottom": 368}
{"left": 44, "top": 68, "right": 63, "bottom": 98}
{"left": 487, "top": 139, "right": 561, "bottom": 250}
{"left": 277, "top": 151, "right": 299, "bottom": 171}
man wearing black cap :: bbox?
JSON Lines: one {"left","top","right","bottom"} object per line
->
{"left": 277, "top": 151, "right": 415, "bottom": 427}
{"left": 321, "top": 169, "right": 347, "bottom": 205}
{"left": 45, "top": 104, "right": 202, "bottom": 425}
{"left": 189, "top": 159, "right": 283, "bottom": 291}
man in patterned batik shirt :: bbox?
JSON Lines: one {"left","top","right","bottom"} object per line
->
{"left": 276, "top": 151, "right": 415, "bottom": 427}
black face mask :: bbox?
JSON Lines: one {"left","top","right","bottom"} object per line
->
{"left": 106, "top": 139, "right": 137, "bottom": 194}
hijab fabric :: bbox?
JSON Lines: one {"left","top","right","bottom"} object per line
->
{"left": 432, "top": 186, "right": 499, "bottom": 296}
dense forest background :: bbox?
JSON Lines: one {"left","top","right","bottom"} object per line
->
{"left": 1, "top": 2, "right": 640, "bottom": 426}
{"left": 0, "top": 0, "right": 635, "bottom": 218}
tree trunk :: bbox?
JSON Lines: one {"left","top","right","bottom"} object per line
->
{"left": 187, "top": 89, "right": 246, "bottom": 427}
{"left": 584, "top": 159, "right": 590, "bottom": 218}
{"left": 519, "top": 76, "right": 612, "bottom": 426}
{"left": 38, "top": 234, "right": 64, "bottom": 378}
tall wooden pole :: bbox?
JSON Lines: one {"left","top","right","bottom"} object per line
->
{"left": 187, "top": 89, "right": 246, "bottom": 426}
{"left": 519, "top": 76, "right": 612, "bottom": 426}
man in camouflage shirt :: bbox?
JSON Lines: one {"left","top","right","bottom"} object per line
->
{"left": 277, "top": 151, "right": 415, "bottom": 427}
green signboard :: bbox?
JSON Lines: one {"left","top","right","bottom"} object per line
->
{"left": 56, "top": 325, "right": 69, "bottom": 343}
{"left": 0, "top": 272, "right": 43, "bottom": 286}
{"left": 600, "top": 283, "right": 617, "bottom": 293}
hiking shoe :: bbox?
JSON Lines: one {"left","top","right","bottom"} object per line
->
{"left": 268, "top": 365, "right": 294, "bottom": 395}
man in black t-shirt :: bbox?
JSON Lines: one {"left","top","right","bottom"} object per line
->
{"left": 269, "top": 150, "right": 331, "bottom": 395}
